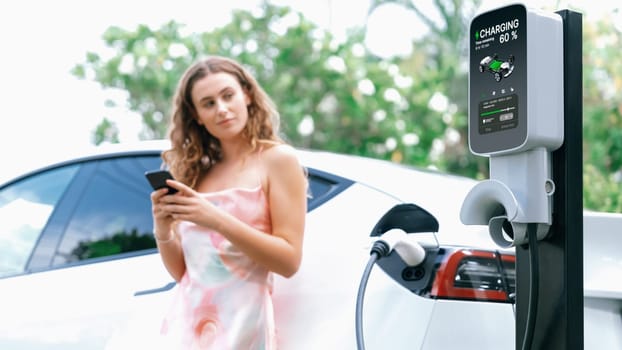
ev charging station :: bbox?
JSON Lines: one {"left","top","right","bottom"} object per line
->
{"left": 355, "top": 4, "right": 582, "bottom": 350}
{"left": 460, "top": 4, "right": 583, "bottom": 350}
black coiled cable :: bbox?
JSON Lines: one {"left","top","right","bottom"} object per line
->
{"left": 521, "top": 222, "right": 540, "bottom": 350}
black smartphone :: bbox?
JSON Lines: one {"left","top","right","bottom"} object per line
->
{"left": 144, "top": 169, "right": 178, "bottom": 194}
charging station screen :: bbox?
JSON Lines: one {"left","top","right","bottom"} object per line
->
{"left": 469, "top": 4, "right": 527, "bottom": 154}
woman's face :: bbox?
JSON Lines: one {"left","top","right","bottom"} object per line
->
{"left": 191, "top": 72, "right": 251, "bottom": 142}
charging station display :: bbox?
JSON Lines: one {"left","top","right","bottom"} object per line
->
{"left": 469, "top": 4, "right": 527, "bottom": 155}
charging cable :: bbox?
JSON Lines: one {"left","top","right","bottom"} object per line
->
{"left": 521, "top": 222, "right": 540, "bottom": 350}
{"left": 355, "top": 229, "right": 426, "bottom": 350}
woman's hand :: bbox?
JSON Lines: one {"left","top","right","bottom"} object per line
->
{"left": 158, "top": 179, "right": 221, "bottom": 230}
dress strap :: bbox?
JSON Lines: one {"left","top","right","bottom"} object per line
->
{"left": 256, "top": 145, "right": 266, "bottom": 190}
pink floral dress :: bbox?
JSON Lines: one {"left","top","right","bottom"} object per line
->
{"left": 161, "top": 185, "right": 276, "bottom": 349}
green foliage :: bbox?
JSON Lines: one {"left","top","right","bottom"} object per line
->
{"left": 93, "top": 117, "right": 119, "bottom": 145}
{"left": 368, "top": 0, "right": 486, "bottom": 178}
{"left": 73, "top": 21, "right": 196, "bottom": 140}
{"left": 72, "top": 1, "right": 622, "bottom": 212}
{"left": 581, "top": 16, "right": 622, "bottom": 212}
{"left": 584, "top": 164, "right": 622, "bottom": 213}
{"left": 72, "top": 2, "right": 482, "bottom": 174}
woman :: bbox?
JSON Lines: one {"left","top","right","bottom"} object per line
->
{"left": 150, "top": 56, "right": 307, "bottom": 349}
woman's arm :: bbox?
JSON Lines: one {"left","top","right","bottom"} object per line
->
{"left": 154, "top": 228, "right": 186, "bottom": 282}
{"left": 151, "top": 188, "right": 187, "bottom": 282}
{"left": 216, "top": 145, "right": 307, "bottom": 277}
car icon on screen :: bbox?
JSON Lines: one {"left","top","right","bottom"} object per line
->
{"left": 479, "top": 54, "right": 515, "bottom": 82}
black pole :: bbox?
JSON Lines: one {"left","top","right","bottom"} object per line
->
{"left": 515, "top": 9, "right": 583, "bottom": 350}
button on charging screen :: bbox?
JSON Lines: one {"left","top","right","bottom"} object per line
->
{"left": 478, "top": 94, "right": 518, "bottom": 134}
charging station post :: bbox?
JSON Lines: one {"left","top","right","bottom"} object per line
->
{"left": 514, "top": 9, "right": 583, "bottom": 350}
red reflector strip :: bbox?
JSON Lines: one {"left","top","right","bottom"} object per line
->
{"left": 431, "top": 249, "right": 515, "bottom": 302}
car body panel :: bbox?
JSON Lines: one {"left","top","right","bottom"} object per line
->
{"left": 295, "top": 149, "right": 504, "bottom": 251}
{"left": 583, "top": 212, "right": 622, "bottom": 349}
{"left": 0, "top": 252, "right": 172, "bottom": 349}
{"left": 422, "top": 299, "right": 515, "bottom": 349}
{"left": 272, "top": 183, "right": 437, "bottom": 349}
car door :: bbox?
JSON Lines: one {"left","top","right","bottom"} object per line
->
{"left": 271, "top": 169, "right": 439, "bottom": 350}
{"left": 0, "top": 154, "right": 174, "bottom": 349}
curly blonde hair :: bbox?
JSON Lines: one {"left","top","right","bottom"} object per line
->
{"left": 162, "top": 56, "right": 283, "bottom": 188}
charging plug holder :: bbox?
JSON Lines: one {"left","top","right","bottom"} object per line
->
{"left": 460, "top": 147, "right": 554, "bottom": 247}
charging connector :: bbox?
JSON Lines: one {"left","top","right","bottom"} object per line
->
{"left": 356, "top": 229, "right": 426, "bottom": 350}
{"left": 394, "top": 234, "right": 427, "bottom": 266}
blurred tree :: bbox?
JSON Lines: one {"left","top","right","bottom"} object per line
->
{"left": 582, "top": 15, "right": 622, "bottom": 212}
{"left": 72, "top": 22, "right": 196, "bottom": 141}
{"left": 72, "top": 2, "right": 473, "bottom": 173}
{"left": 367, "top": 0, "right": 487, "bottom": 178}
{"left": 93, "top": 117, "right": 120, "bottom": 145}
{"left": 72, "top": 1, "right": 622, "bottom": 212}
{"left": 373, "top": 1, "right": 622, "bottom": 212}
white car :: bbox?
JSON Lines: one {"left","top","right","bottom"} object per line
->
{"left": 0, "top": 140, "right": 620, "bottom": 349}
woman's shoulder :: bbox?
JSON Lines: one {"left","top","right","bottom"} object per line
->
{"left": 259, "top": 143, "right": 307, "bottom": 194}
{"left": 260, "top": 143, "right": 300, "bottom": 165}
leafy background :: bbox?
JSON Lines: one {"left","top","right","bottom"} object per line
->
{"left": 70, "top": 0, "right": 622, "bottom": 212}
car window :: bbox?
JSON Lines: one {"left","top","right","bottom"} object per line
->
{"left": 306, "top": 168, "right": 354, "bottom": 212}
{"left": 52, "top": 156, "right": 162, "bottom": 266}
{"left": 0, "top": 165, "right": 79, "bottom": 277}
{"left": 40, "top": 158, "right": 348, "bottom": 267}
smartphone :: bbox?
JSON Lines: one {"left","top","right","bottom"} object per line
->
{"left": 144, "top": 169, "right": 178, "bottom": 194}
